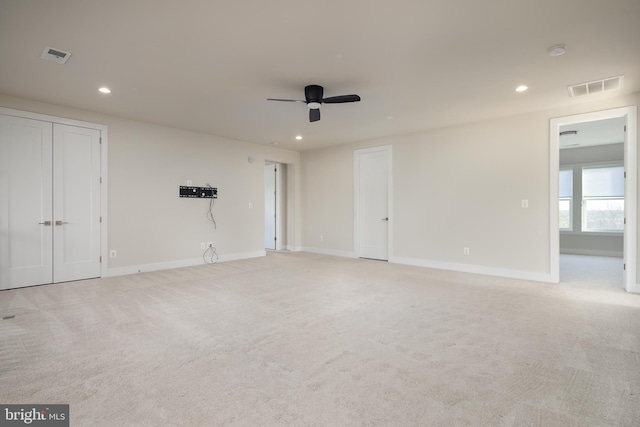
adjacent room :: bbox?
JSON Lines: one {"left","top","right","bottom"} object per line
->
{"left": 559, "top": 117, "right": 626, "bottom": 290}
{"left": 1, "top": 0, "right": 639, "bottom": 425}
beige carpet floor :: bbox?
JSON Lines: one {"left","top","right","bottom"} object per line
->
{"left": 1, "top": 252, "right": 639, "bottom": 426}
{"left": 560, "top": 254, "right": 623, "bottom": 290}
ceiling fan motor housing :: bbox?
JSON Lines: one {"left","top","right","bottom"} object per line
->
{"left": 305, "top": 85, "right": 324, "bottom": 105}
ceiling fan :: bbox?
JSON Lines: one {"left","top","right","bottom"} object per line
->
{"left": 267, "top": 85, "right": 361, "bottom": 122}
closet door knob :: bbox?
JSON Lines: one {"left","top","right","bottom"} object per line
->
{"left": 38, "top": 221, "right": 52, "bottom": 226}
{"left": 55, "top": 220, "right": 69, "bottom": 226}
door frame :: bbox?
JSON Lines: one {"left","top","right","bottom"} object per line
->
{"left": 265, "top": 160, "right": 290, "bottom": 251}
{"left": 354, "top": 145, "right": 393, "bottom": 259}
{"left": 274, "top": 163, "right": 285, "bottom": 250}
{"left": 549, "top": 105, "right": 638, "bottom": 292}
{"left": 264, "top": 162, "right": 276, "bottom": 250}
{"left": 264, "top": 161, "right": 285, "bottom": 250}
{"left": 0, "top": 106, "right": 109, "bottom": 279}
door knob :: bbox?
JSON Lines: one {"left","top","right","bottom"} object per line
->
{"left": 381, "top": 217, "right": 389, "bottom": 221}
{"left": 55, "top": 220, "right": 69, "bottom": 226}
{"left": 38, "top": 220, "right": 52, "bottom": 226}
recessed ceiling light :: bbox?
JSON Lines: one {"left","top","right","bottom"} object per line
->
{"left": 547, "top": 44, "right": 567, "bottom": 57}
{"left": 515, "top": 85, "right": 528, "bottom": 92}
{"left": 386, "top": 116, "right": 394, "bottom": 120}
{"left": 270, "top": 141, "right": 279, "bottom": 145}
{"left": 295, "top": 135, "right": 302, "bottom": 140}
{"left": 98, "top": 87, "right": 111, "bottom": 94}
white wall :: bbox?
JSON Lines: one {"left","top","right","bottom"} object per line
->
{"left": 301, "top": 93, "right": 640, "bottom": 282}
{"left": 301, "top": 146, "right": 356, "bottom": 255}
{"left": 3, "top": 91, "right": 638, "bottom": 283}
{"left": 0, "top": 94, "right": 301, "bottom": 276}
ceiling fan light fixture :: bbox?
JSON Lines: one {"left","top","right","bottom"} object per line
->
{"left": 307, "top": 102, "right": 321, "bottom": 110}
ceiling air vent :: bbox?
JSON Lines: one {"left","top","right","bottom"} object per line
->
{"left": 40, "top": 46, "right": 71, "bottom": 64}
{"left": 567, "top": 75, "right": 623, "bottom": 97}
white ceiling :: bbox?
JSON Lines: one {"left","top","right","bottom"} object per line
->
{"left": 559, "top": 117, "right": 626, "bottom": 149}
{"left": 1, "top": 0, "right": 639, "bottom": 152}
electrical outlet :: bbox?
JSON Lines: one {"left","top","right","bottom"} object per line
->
{"left": 187, "top": 180, "right": 192, "bottom": 186}
{"left": 521, "top": 199, "right": 529, "bottom": 208}
{"left": 248, "top": 202, "right": 253, "bottom": 209}
{"left": 463, "top": 247, "right": 470, "bottom": 255}
{"left": 207, "top": 242, "right": 213, "bottom": 248}
{"left": 200, "top": 242, "right": 206, "bottom": 250}
{"left": 109, "top": 250, "right": 117, "bottom": 258}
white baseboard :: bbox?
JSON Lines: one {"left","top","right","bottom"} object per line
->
{"left": 106, "top": 250, "right": 266, "bottom": 277}
{"left": 626, "top": 282, "right": 640, "bottom": 293}
{"left": 301, "top": 246, "right": 356, "bottom": 258}
{"left": 560, "top": 249, "right": 623, "bottom": 257}
{"left": 390, "top": 256, "right": 554, "bottom": 283}
{"left": 217, "top": 250, "right": 266, "bottom": 262}
{"left": 300, "top": 249, "right": 552, "bottom": 282}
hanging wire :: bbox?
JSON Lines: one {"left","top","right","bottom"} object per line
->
{"left": 203, "top": 244, "right": 218, "bottom": 264}
{"left": 206, "top": 183, "right": 217, "bottom": 229}
{"left": 202, "top": 183, "right": 218, "bottom": 263}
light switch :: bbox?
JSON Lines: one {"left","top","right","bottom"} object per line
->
{"left": 521, "top": 199, "right": 529, "bottom": 208}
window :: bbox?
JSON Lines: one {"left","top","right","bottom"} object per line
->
{"left": 582, "top": 165, "right": 624, "bottom": 232}
{"left": 559, "top": 169, "right": 573, "bottom": 230}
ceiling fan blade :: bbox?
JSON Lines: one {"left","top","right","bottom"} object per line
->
{"left": 322, "top": 94, "right": 361, "bottom": 104}
{"left": 309, "top": 108, "right": 321, "bottom": 122}
{"left": 267, "top": 98, "right": 306, "bottom": 103}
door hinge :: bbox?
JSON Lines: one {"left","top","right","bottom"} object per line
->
{"left": 624, "top": 125, "right": 627, "bottom": 132}
{"left": 624, "top": 218, "right": 626, "bottom": 224}
{"left": 624, "top": 263, "right": 626, "bottom": 270}
{"left": 100, "top": 177, "right": 102, "bottom": 184}
{"left": 274, "top": 236, "right": 277, "bottom": 241}
{"left": 100, "top": 137, "right": 102, "bottom": 144}
{"left": 100, "top": 256, "right": 102, "bottom": 263}
{"left": 100, "top": 216, "right": 102, "bottom": 223}
{"left": 624, "top": 172, "right": 626, "bottom": 178}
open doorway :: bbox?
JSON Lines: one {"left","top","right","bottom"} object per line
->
{"left": 558, "top": 118, "right": 625, "bottom": 289}
{"left": 550, "top": 106, "right": 638, "bottom": 293}
{"left": 265, "top": 162, "right": 287, "bottom": 251}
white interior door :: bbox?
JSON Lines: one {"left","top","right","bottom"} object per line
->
{"left": 0, "top": 115, "right": 53, "bottom": 289}
{"left": 356, "top": 146, "right": 391, "bottom": 260}
{"left": 53, "top": 124, "right": 101, "bottom": 283}
{"left": 0, "top": 116, "right": 101, "bottom": 289}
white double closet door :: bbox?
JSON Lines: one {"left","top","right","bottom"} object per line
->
{"left": 0, "top": 115, "right": 101, "bottom": 289}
